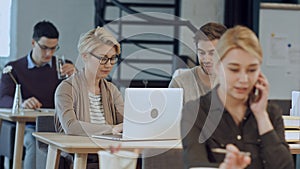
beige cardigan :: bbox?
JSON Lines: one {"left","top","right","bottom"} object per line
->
{"left": 54, "top": 69, "right": 123, "bottom": 136}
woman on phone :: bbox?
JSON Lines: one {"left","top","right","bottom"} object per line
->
{"left": 181, "top": 25, "right": 294, "bottom": 169}
{"left": 55, "top": 27, "right": 123, "bottom": 137}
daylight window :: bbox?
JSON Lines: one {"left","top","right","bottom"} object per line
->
{"left": 0, "top": 0, "right": 12, "bottom": 57}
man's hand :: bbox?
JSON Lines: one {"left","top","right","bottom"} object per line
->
{"left": 61, "top": 63, "right": 76, "bottom": 77}
{"left": 22, "top": 97, "right": 42, "bottom": 109}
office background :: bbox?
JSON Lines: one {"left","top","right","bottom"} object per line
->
{"left": 0, "top": 0, "right": 300, "bottom": 99}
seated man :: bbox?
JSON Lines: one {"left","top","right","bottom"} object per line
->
{"left": 142, "top": 23, "right": 227, "bottom": 169}
{"left": 0, "top": 20, "right": 75, "bottom": 169}
{"left": 169, "top": 22, "right": 227, "bottom": 103}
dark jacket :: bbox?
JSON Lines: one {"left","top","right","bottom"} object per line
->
{"left": 181, "top": 86, "right": 294, "bottom": 169}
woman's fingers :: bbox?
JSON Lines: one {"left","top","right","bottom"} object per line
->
{"left": 219, "top": 144, "right": 251, "bottom": 169}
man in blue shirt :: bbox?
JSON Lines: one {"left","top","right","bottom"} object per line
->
{"left": 0, "top": 20, "right": 75, "bottom": 169}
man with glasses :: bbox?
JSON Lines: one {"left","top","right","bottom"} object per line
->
{"left": 0, "top": 20, "right": 75, "bottom": 169}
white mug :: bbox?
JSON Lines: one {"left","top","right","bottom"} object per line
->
{"left": 98, "top": 150, "right": 138, "bottom": 169}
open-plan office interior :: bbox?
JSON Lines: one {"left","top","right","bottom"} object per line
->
{"left": 1, "top": 0, "right": 300, "bottom": 169}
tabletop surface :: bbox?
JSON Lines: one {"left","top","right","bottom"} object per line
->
{"left": 33, "top": 132, "right": 182, "bottom": 153}
{"left": 33, "top": 132, "right": 300, "bottom": 155}
{"left": 0, "top": 108, "right": 54, "bottom": 122}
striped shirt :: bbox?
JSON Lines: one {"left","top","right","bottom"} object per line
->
{"left": 88, "top": 92, "right": 105, "bottom": 124}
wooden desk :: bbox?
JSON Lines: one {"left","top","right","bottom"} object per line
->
{"left": 0, "top": 108, "right": 54, "bottom": 169}
{"left": 33, "top": 132, "right": 300, "bottom": 169}
{"left": 33, "top": 132, "right": 182, "bottom": 169}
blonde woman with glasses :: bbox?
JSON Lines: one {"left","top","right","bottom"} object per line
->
{"left": 55, "top": 27, "right": 123, "bottom": 137}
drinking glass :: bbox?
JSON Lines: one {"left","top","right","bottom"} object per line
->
{"left": 56, "top": 55, "right": 67, "bottom": 79}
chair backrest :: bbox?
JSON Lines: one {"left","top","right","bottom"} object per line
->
{"left": 36, "top": 116, "right": 55, "bottom": 132}
{"left": 268, "top": 99, "right": 291, "bottom": 115}
{"left": 36, "top": 116, "right": 55, "bottom": 149}
{"left": 36, "top": 116, "right": 56, "bottom": 169}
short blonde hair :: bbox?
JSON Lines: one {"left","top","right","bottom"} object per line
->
{"left": 216, "top": 25, "right": 262, "bottom": 63}
{"left": 78, "top": 26, "right": 120, "bottom": 55}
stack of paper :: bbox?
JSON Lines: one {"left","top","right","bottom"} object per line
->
{"left": 283, "top": 116, "right": 300, "bottom": 129}
{"left": 283, "top": 116, "right": 300, "bottom": 142}
{"left": 285, "top": 130, "right": 300, "bottom": 142}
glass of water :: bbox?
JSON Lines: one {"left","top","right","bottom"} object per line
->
{"left": 56, "top": 55, "right": 67, "bottom": 79}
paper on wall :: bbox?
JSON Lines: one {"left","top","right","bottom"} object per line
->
{"left": 266, "top": 33, "right": 288, "bottom": 66}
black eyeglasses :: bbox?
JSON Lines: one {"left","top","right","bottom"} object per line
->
{"left": 36, "top": 41, "right": 60, "bottom": 52}
{"left": 89, "top": 52, "right": 119, "bottom": 65}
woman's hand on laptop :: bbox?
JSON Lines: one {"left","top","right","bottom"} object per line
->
{"left": 112, "top": 123, "right": 123, "bottom": 135}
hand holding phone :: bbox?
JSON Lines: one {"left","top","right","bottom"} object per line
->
{"left": 249, "top": 86, "right": 262, "bottom": 104}
{"left": 250, "top": 72, "right": 274, "bottom": 135}
{"left": 249, "top": 72, "right": 269, "bottom": 117}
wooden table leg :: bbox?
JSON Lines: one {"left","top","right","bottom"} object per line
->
{"left": 12, "top": 121, "right": 25, "bottom": 169}
{"left": 46, "top": 145, "right": 61, "bottom": 169}
{"left": 73, "top": 153, "right": 87, "bottom": 169}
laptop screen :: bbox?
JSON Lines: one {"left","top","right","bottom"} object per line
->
{"left": 122, "top": 88, "right": 183, "bottom": 140}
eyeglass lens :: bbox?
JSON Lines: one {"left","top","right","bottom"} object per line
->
{"left": 36, "top": 41, "right": 59, "bottom": 51}
{"left": 89, "top": 52, "right": 118, "bottom": 65}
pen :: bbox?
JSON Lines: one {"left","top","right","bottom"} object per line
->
{"left": 211, "top": 148, "right": 251, "bottom": 157}
{"left": 34, "top": 108, "right": 42, "bottom": 112}
{"left": 22, "top": 108, "right": 54, "bottom": 112}
{"left": 22, "top": 108, "right": 41, "bottom": 112}
{"left": 34, "top": 108, "right": 55, "bottom": 113}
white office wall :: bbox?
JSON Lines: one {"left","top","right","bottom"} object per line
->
{"left": 9, "top": 0, "right": 94, "bottom": 63}
{"left": 180, "top": 0, "right": 225, "bottom": 58}
{"left": 0, "top": 0, "right": 224, "bottom": 69}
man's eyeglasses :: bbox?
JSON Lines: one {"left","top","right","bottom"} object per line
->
{"left": 36, "top": 41, "right": 60, "bottom": 52}
{"left": 89, "top": 52, "right": 119, "bottom": 65}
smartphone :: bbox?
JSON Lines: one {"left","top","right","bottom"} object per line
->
{"left": 249, "top": 87, "right": 261, "bottom": 104}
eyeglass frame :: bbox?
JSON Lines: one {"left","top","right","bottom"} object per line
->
{"left": 89, "top": 52, "right": 119, "bottom": 65}
{"left": 36, "top": 41, "right": 60, "bottom": 52}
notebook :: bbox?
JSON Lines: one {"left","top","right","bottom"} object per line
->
{"left": 92, "top": 88, "right": 183, "bottom": 141}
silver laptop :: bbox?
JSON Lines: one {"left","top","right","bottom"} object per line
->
{"left": 92, "top": 88, "right": 183, "bottom": 141}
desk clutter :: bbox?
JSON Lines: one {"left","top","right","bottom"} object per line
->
{"left": 283, "top": 116, "right": 300, "bottom": 142}
{"left": 283, "top": 91, "right": 300, "bottom": 142}
{"left": 291, "top": 91, "right": 300, "bottom": 116}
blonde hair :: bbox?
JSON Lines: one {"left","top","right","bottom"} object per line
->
{"left": 78, "top": 26, "right": 120, "bottom": 55}
{"left": 216, "top": 25, "right": 262, "bottom": 63}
